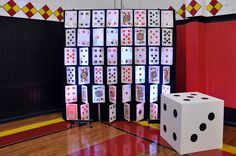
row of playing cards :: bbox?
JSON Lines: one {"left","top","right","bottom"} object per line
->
{"left": 66, "top": 103, "right": 90, "bottom": 121}
{"left": 65, "top": 10, "right": 173, "bottom": 28}
{"left": 65, "top": 28, "right": 173, "bottom": 47}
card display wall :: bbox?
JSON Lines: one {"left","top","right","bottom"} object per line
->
{"left": 64, "top": 9, "right": 176, "bottom": 122}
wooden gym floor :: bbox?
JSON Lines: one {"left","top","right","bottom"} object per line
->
{"left": 0, "top": 113, "right": 236, "bottom": 156}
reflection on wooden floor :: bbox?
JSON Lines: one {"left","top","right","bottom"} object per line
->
{"left": 0, "top": 113, "right": 236, "bottom": 156}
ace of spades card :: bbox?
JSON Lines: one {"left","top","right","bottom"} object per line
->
{"left": 78, "top": 67, "right": 90, "bottom": 84}
{"left": 107, "top": 47, "right": 117, "bottom": 65}
{"left": 136, "top": 85, "right": 145, "bottom": 102}
{"left": 77, "top": 29, "right": 90, "bottom": 46}
{"left": 136, "top": 103, "right": 144, "bottom": 121}
{"left": 134, "top": 10, "right": 147, "bottom": 27}
{"left": 79, "top": 48, "right": 89, "bottom": 65}
{"left": 66, "top": 104, "right": 78, "bottom": 120}
{"left": 161, "top": 47, "right": 173, "bottom": 65}
{"left": 78, "top": 10, "right": 91, "bottom": 28}
{"left": 92, "top": 85, "right": 105, "bottom": 103}
{"left": 92, "top": 47, "right": 104, "bottom": 65}
{"left": 124, "top": 103, "right": 130, "bottom": 121}
{"left": 148, "top": 10, "right": 160, "bottom": 27}
{"left": 149, "top": 66, "right": 160, "bottom": 83}
{"left": 150, "top": 103, "right": 158, "bottom": 120}
{"left": 122, "top": 85, "right": 131, "bottom": 103}
{"left": 65, "top": 11, "right": 77, "bottom": 28}
{"left": 80, "top": 103, "right": 90, "bottom": 120}
{"left": 107, "top": 10, "right": 119, "bottom": 27}
{"left": 65, "top": 85, "right": 77, "bottom": 103}
{"left": 121, "top": 10, "right": 133, "bottom": 27}
{"left": 135, "top": 47, "right": 146, "bottom": 65}
{"left": 65, "top": 29, "right": 76, "bottom": 47}
{"left": 64, "top": 48, "right": 77, "bottom": 66}
{"left": 163, "top": 66, "right": 170, "bottom": 84}
{"left": 81, "top": 85, "right": 88, "bottom": 103}
{"left": 109, "top": 104, "right": 116, "bottom": 123}
{"left": 149, "top": 47, "right": 159, "bottom": 65}
{"left": 161, "top": 10, "right": 174, "bottom": 28}
{"left": 162, "top": 28, "right": 173, "bottom": 46}
{"left": 135, "top": 28, "right": 146, "bottom": 46}
{"left": 162, "top": 85, "right": 171, "bottom": 94}
{"left": 106, "top": 28, "right": 118, "bottom": 46}
{"left": 107, "top": 66, "right": 117, "bottom": 84}
{"left": 109, "top": 85, "right": 117, "bottom": 104}
{"left": 92, "top": 10, "right": 105, "bottom": 27}
{"left": 121, "top": 47, "right": 132, "bottom": 65}
{"left": 94, "top": 66, "right": 103, "bottom": 84}
{"left": 150, "top": 84, "right": 158, "bottom": 102}
{"left": 66, "top": 67, "right": 75, "bottom": 84}
{"left": 93, "top": 28, "right": 104, "bottom": 46}
{"left": 121, "top": 66, "right": 132, "bottom": 83}
{"left": 148, "top": 28, "right": 160, "bottom": 46}
{"left": 121, "top": 28, "right": 133, "bottom": 46}
{"left": 135, "top": 66, "right": 145, "bottom": 84}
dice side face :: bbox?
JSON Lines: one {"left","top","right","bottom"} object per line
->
{"left": 160, "top": 95, "right": 182, "bottom": 153}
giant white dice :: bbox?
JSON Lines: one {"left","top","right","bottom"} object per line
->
{"left": 160, "top": 92, "right": 224, "bottom": 154}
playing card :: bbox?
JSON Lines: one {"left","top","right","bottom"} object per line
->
{"left": 120, "top": 10, "right": 133, "bottom": 27}
{"left": 80, "top": 103, "right": 90, "bottom": 120}
{"left": 150, "top": 84, "right": 158, "bottom": 102}
{"left": 94, "top": 66, "right": 103, "bottom": 84}
{"left": 163, "top": 66, "right": 170, "bottom": 84}
{"left": 109, "top": 104, "right": 116, "bottom": 123}
{"left": 162, "top": 28, "right": 173, "bottom": 46}
{"left": 106, "top": 28, "right": 118, "bottom": 46}
{"left": 66, "top": 104, "right": 78, "bottom": 120}
{"left": 124, "top": 103, "right": 130, "bottom": 121}
{"left": 107, "top": 10, "right": 119, "bottom": 27}
{"left": 107, "top": 66, "right": 117, "bottom": 84}
{"left": 121, "top": 47, "right": 132, "bottom": 65}
{"left": 149, "top": 66, "right": 160, "bottom": 83}
{"left": 65, "top": 11, "right": 77, "bottom": 28}
{"left": 136, "top": 103, "right": 144, "bottom": 121}
{"left": 78, "top": 67, "right": 90, "bottom": 84}
{"left": 66, "top": 67, "right": 76, "bottom": 84}
{"left": 79, "top": 48, "right": 89, "bottom": 65}
{"left": 109, "top": 85, "right": 117, "bottom": 103}
{"left": 162, "top": 85, "right": 171, "bottom": 94}
{"left": 135, "top": 47, "right": 146, "bottom": 65}
{"left": 136, "top": 85, "right": 145, "bottom": 102}
{"left": 122, "top": 84, "right": 131, "bottom": 103}
{"left": 81, "top": 85, "right": 88, "bottom": 103}
{"left": 161, "top": 47, "right": 173, "bottom": 65}
{"left": 161, "top": 10, "right": 174, "bottom": 28}
{"left": 64, "top": 48, "right": 77, "bottom": 65}
{"left": 121, "top": 66, "right": 132, "bottom": 83}
{"left": 121, "top": 28, "right": 133, "bottom": 46}
{"left": 92, "top": 10, "right": 105, "bottom": 27}
{"left": 78, "top": 10, "right": 91, "bottom": 28}
{"left": 65, "top": 85, "right": 77, "bottom": 103}
{"left": 148, "top": 10, "right": 160, "bottom": 27}
{"left": 148, "top": 28, "right": 160, "bottom": 46}
{"left": 93, "top": 28, "right": 104, "bottom": 46}
{"left": 65, "top": 29, "right": 76, "bottom": 47}
{"left": 107, "top": 47, "right": 117, "bottom": 65}
{"left": 92, "top": 47, "right": 104, "bottom": 65}
{"left": 134, "top": 10, "right": 146, "bottom": 27}
{"left": 150, "top": 103, "right": 158, "bottom": 120}
{"left": 135, "top": 66, "right": 145, "bottom": 84}
{"left": 135, "top": 28, "right": 146, "bottom": 46}
{"left": 149, "top": 47, "right": 159, "bottom": 65}
{"left": 77, "top": 29, "right": 90, "bottom": 46}
{"left": 92, "top": 85, "right": 105, "bottom": 103}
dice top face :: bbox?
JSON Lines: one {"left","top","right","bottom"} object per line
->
{"left": 162, "top": 92, "right": 224, "bottom": 105}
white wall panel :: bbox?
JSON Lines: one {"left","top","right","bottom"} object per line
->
{"left": 61, "top": 0, "right": 115, "bottom": 9}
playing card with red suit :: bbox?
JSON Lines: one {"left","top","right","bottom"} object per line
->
{"left": 93, "top": 28, "right": 104, "bottom": 46}
{"left": 161, "top": 47, "right": 173, "bottom": 65}
{"left": 107, "top": 47, "right": 117, "bottom": 65}
{"left": 134, "top": 10, "right": 146, "bottom": 27}
{"left": 64, "top": 48, "right": 77, "bottom": 65}
{"left": 121, "top": 66, "right": 132, "bottom": 83}
{"left": 94, "top": 66, "right": 103, "bottom": 84}
{"left": 135, "top": 47, "right": 146, "bottom": 65}
{"left": 148, "top": 28, "right": 160, "bottom": 46}
{"left": 77, "top": 29, "right": 90, "bottom": 46}
{"left": 65, "top": 85, "right": 77, "bottom": 103}
{"left": 107, "top": 10, "right": 119, "bottom": 27}
{"left": 121, "top": 28, "right": 133, "bottom": 46}
{"left": 150, "top": 103, "right": 158, "bottom": 120}
{"left": 66, "top": 104, "right": 78, "bottom": 120}
{"left": 80, "top": 103, "right": 90, "bottom": 120}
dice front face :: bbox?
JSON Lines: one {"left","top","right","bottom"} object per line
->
{"left": 160, "top": 92, "right": 224, "bottom": 154}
